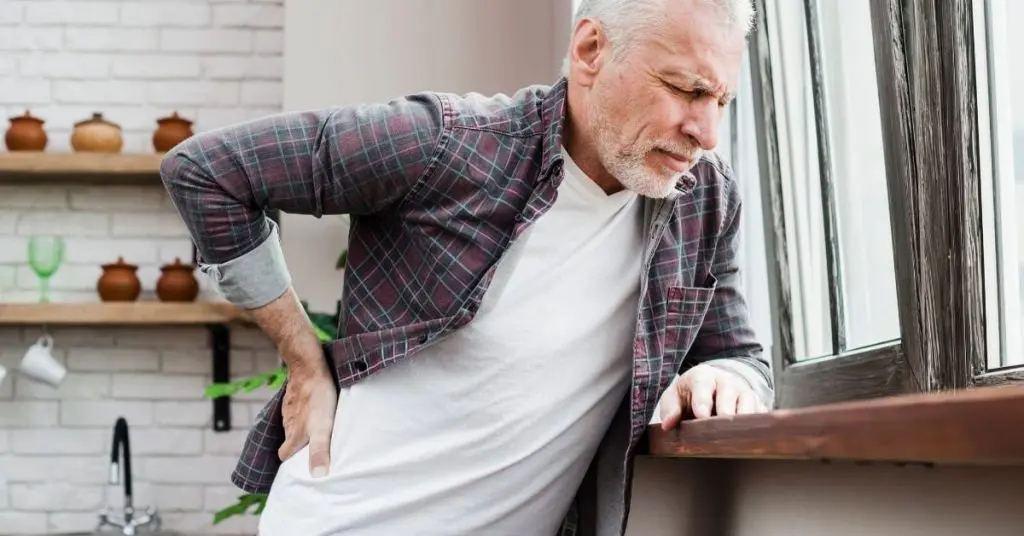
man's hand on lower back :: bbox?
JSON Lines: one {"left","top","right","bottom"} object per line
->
{"left": 278, "top": 366, "right": 338, "bottom": 478}
{"left": 244, "top": 286, "right": 339, "bottom": 478}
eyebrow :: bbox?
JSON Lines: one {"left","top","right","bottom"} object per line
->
{"left": 665, "top": 70, "right": 735, "bottom": 104}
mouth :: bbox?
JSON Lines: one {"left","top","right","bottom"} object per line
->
{"left": 653, "top": 148, "right": 692, "bottom": 173}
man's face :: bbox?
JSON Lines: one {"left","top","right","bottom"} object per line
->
{"left": 584, "top": 1, "right": 746, "bottom": 198}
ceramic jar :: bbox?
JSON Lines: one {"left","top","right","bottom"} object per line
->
{"left": 4, "top": 110, "right": 48, "bottom": 151}
{"left": 71, "top": 112, "right": 123, "bottom": 153}
{"left": 97, "top": 257, "right": 141, "bottom": 302}
{"left": 152, "top": 111, "right": 194, "bottom": 153}
{"left": 156, "top": 257, "right": 199, "bottom": 302}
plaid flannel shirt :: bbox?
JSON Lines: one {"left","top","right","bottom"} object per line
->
{"left": 160, "top": 76, "right": 773, "bottom": 536}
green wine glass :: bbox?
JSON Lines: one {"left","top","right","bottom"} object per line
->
{"left": 27, "top": 235, "right": 65, "bottom": 303}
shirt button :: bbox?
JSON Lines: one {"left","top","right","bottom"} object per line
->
{"left": 353, "top": 360, "right": 368, "bottom": 372}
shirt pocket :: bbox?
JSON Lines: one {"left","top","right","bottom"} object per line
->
{"left": 664, "top": 274, "right": 718, "bottom": 355}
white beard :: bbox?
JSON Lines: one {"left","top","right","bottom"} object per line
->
{"left": 589, "top": 103, "right": 699, "bottom": 199}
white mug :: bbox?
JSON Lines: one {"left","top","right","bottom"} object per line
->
{"left": 19, "top": 335, "right": 66, "bottom": 387}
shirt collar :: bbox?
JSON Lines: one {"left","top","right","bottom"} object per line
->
{"left": 539, "top": 76, "right": 569, "bottom": 181}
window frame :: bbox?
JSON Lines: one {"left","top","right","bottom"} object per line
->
{"left": 749, "top": 0, "right": 1024, "bottom": 407}
{"left": 749, "top": 0, "right": 917, "bottom": 408}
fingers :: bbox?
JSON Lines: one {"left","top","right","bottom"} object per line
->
{"left": 663, "top": 366, "right": 771, "bottom": 430}
{"left": 659, "top": 384, "right": 684, "bottom": 431}
{"left": 687, "top": 370, "right": 716, "bottom": 419}
{"left": 714, "top": 382, "right": 740, "bottom": 417}
{"left": 307, "top": 410, "right": 333, "bottom": 478}
{"left": 736, "top": 389, "right": 759, "bottom": 415}
{"left": 277, "top": 391, "right": 307, "bottom": 461}
{"left": 278, "top": 431, "right": 305, "bottom": 462}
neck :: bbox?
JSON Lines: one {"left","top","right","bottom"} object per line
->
{"left": 563, "top": 83, "right": 625, "bottom": 195}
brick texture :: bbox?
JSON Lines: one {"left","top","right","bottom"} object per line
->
{"left": 1, "top": 1, "right": 283, "bottom": 152}
{"left": 0, "top": 324, "right": 278, "bottom": 534}
{"left": 0, "top": 1, "right": 283, "bottom": 533}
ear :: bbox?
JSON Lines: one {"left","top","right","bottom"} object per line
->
{"left": 568, "top": 18, "right": 610, "bottom": 87}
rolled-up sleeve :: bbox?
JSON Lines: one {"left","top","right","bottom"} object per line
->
{"left": 685, "top": 176, "right": 775, "bottom": 407}
{"left": 159, "top": 94, "right": 445, "bottom": 309}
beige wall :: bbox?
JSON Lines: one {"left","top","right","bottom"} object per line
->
{"left": 280, "top": 0, "right": 569, "bottom": 313}
{"left": 626, "top": 457, "right": 1024, "bottom": 536}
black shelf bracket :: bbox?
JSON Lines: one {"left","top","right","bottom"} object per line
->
{"left": 209, "top": 324, "right": 231, "bottom": 432}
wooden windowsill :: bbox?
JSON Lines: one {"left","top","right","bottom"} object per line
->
{"left": 0, "top": 302, "right": 251, "bottom": 326}
{"left": 0, "top": 152, "right": 164, "bottom": 184}
{"left": 645, "top": 383, "right": 1024, "bottom": 466}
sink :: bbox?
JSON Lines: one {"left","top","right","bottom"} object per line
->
{"left": 4, "top": 420, "right": 219, "bottom": 536}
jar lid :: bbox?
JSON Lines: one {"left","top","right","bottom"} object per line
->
{"left": 156, "top": 111, "right": 193, "bottom": 126}
{"left": 101, "top": 256, "right": 138, "bottom": 270}
{"left": 160, "top": 257, "right": 195, "bottom": 271}
{"left": 74, "top": 112, "right": 121, "bottom": 130}
{"left": 9, "top": 110, "right": 44, "bottom": 124}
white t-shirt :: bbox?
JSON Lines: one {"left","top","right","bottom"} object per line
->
{"left": 258, "top": 147, "right": 645, "bottom": 535}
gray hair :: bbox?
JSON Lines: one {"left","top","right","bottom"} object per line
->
{"left": 561, "top": 0, "right": 755, "bottom": 76}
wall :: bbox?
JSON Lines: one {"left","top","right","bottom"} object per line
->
{"left": 0, "top": 0, "right": 283, "bottom": 153}
{"left": 280, "top": 0, "right": 569, "bottom": 313}
{"left": 0, "top": 326, "right": 278, "bottom": 535}
{"left": 625, "top": 457, "right": 1024, "bottom": 536}
{"left": 0, "top": 1, "right": 283, "bottom": 534}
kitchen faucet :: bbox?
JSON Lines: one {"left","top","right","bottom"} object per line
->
{"left": 97, "top": 416, "right": 161, "bottom": 535}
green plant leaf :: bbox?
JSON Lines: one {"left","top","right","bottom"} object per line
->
{"left": 269, "top": 369, "right": 288, "bottom": 389}
{"left": 212, "top": 493, "right": 267, "bottom": 524}
{"left": 336, "top": 249, "right": 348, "bottom": 270}
{"left": 203, "top": 366, "right": 288, "bottom": 399}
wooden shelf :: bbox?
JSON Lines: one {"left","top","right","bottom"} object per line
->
{"left": 0, "top": 302, "right": 251, "bottom": 326}
{"left": 645, "top": 383, "right": 1024, "bottom": 466}
{"left": 0, "top": 152, "right": 164, "bottom": 184}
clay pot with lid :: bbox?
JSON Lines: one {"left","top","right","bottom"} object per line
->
{"left": 71, "top": 112, "right": 123, "bottom": 153}
{"left": 156, "top": 257, "right": 199, "bottom": 302}
{"left": 152, "top": 111, "right": 194, "bottom": 153}
{"left": 5, "top": 110, "right": 48, "bottom": 151}
{"left": 97, "top": 257, "right": 141, "bottom": 302}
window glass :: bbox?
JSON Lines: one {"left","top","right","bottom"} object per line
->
{"left": 976, "top": 0, "right": 1024, "bottom": 370}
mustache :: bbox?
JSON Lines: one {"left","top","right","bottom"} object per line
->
{"left": 652, "top": 143, "right": 702, "bottom": 162}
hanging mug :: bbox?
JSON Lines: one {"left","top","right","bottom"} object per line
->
{"left": 19, "top": 335, "right": 66, "bottom": 387}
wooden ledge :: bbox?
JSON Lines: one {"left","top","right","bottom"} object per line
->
{"left": 0, "top": 152, "right": 164, "bottom": 184}
{"left": 646, "top": 384, "right": 1024, "bottom": 466}
{"left": 0, "top": 302, "right": 252, "bottom": 326}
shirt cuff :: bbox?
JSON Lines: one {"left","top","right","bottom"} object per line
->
{"left": 702, "top": 358, "right": 774, "bottom": 409}
{"left": 199, "top": 218, "right": 292, "bottom": 310}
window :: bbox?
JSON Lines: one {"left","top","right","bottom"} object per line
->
{"left": 746, "top": 0, "right": 1024, "bottom": 407}
{"left": 747, "top": 0, "right": 914, "bottom": 408}
{"left": 759, "top": 0, "right": 900, "bottom": 360}
{"left": 977, "top": 0, "right": 1024, "bottom": 374}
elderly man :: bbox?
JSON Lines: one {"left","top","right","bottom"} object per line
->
{"left": 160, "top": 0, "right": 771, "bottom": 534}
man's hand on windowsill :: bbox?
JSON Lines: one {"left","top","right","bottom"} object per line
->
{"left": 657, "top": 364, "right": 771, "bottom": 430}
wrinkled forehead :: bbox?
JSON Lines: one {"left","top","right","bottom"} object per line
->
{"left": 638, "top": 14, "right": 745, "bottom": 89}
{"left": 640, "top": 2, "right": 748, "bottom": 90}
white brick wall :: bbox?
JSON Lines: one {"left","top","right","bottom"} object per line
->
{"left": 1, "top": 0, "right": 284, "bottom": 154}
{"left": 1, "top": 1, "right": 284, "bottom": 534}
{"left": 0, "top": 326, "right": 278, "bottom": 535}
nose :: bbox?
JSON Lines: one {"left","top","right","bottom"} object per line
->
{"left": 680, "top": 99, "right": 721, "bottom": 150}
